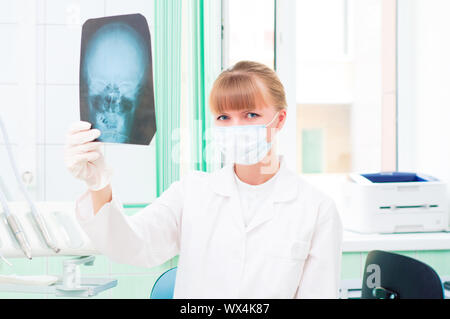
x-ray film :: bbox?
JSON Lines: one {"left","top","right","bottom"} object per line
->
{"left": 80, "top": 14, "right": 156, "bottom": 145}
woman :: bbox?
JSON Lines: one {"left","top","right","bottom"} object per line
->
{"left": 64, "top": 61, "right": 343, "bottom": 298}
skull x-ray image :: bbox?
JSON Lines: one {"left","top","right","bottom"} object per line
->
{"left": 80, "top": 14, "right": 156, "bottom": 145}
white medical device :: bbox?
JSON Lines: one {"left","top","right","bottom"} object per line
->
{"left": 342, "top": 172, "right": 448, "bottom": 234}
{"left": 0, "top": 115, "right": 60, "bottom": 257}
{"left": 0, "top": 202, "right": 117, "bottom": 297}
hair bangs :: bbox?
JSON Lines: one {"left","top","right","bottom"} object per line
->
{"left": 209, "top": 72, "right": 269, "bottom": 114}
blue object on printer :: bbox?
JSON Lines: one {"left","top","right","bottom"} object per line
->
{"left": 361, "top": 172, "right": 437, "bottom": 183}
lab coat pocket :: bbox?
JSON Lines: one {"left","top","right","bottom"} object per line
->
{"left": 266, "top": 239, "right": 310, "bottom": 262}
{"left": 262, "top": 239, "right": 310, "bottom": 297}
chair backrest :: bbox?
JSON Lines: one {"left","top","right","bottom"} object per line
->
{"left": 361, "top": 250, "right": 444, "bottom": 299}
{"left": 150, "top": 267, "right": 177, "bottom": 299}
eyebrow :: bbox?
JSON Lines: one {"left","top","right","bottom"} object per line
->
{"left": 240, "top": 109, "right": 258, "bottom": 113}
{"left": 216, "top": 108, "right": 259, "bottom": 116}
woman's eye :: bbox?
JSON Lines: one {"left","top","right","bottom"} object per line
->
{"left": 246, "top": 113, "right": 260, "bottom": 119}
{"left": 217, "top": 115, "right": 228, "bottom": 121}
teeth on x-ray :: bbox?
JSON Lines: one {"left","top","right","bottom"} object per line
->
{"left": 80, "top": 14, "right": 156, "bottom": 145}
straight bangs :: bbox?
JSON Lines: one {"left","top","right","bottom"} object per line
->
{"left": 209, "top": 72, "right": 269, "bottom": 114}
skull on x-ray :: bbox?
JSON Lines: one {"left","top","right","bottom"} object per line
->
{"left": 81, "top": 21, "right": 149, "bottom": 143}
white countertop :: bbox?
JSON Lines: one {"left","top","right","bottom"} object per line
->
{"left": 343, "top": 230, "right": 450, "bottom": 252}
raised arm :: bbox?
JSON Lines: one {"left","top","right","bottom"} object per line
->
{"left": 75, "top": 180, "right": 183, "bottom": 268}
{"left": 64, "top": 121, "right": 183, "bottom": 268}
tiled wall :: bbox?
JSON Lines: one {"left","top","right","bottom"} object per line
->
{"left": 0, "top": 0, "right": 157, "bottom": 205}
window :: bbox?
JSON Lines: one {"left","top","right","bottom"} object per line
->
{"left": 397, "top": 0, "right": 450, "bottom": 185}
{"left": 296, "top": 0, "right": 383, "bottom": 174}
{"left": 223, "top": 0, "right": 395, "bottom": 177}
{"left": 222, "top": 0, "right": 275, "bottom": 69}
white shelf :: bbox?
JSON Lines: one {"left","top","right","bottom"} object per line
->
{"left": 343, "top": 230, "right": 450, "bottom": 252}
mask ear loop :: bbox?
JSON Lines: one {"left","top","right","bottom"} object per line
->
{"left": 264, "top": 111, "right": 281, "bottom": 148}
{"left": 265, "top": 111, "right": 280, "bottom": 128}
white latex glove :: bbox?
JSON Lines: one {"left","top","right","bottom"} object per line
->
{"left": 64, "top": 121, "right": 113, "bottom": 191}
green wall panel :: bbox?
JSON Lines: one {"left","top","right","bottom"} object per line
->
{"left": 341, "top": 253, "right": 361, "bottom": 280}
{"left": 416, "top": 250, "right": 450, "bottom": 277}
{"left": 0, "top": 257, "right": 46, "bottom": 276}
{"left": 302, "top": 129, "right": 324, "bottom": 173}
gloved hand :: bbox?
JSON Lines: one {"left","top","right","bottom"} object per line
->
{"left": 64, "top": 121, "right": 113, "bottom": 191}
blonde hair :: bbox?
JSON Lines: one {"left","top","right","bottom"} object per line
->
{"left": 209, "top": 61, "right": 287, "bottom": 114}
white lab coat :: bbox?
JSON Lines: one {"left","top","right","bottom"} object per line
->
{"left": 75, "top": 156, "right": 343, "bottom": 298}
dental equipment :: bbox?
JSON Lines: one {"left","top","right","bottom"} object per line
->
{"left": 0, "top": 115, "right": 60, "bottom": 254}
{"left": 0, "top": 274, "right": 58, "bottom": 286}
{"left": 0, "top": 203, "right": 118, "bottom": 297}
{"left": 0, "top": 188, "right": 32, "bottom": 259}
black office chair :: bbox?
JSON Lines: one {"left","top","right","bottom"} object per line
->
{"left": 361, "top": 250, "right": 444, "bottom": 299}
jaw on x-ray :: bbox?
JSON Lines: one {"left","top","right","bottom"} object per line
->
{"left": 80, "top": 14, "right": 156, "bottom": 145}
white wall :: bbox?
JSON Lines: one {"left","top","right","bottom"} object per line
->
{"left": 0, "top": 0, "right": 156, "bottom": 204}
{"left": 398, "top": 0, "right": 450, "bottom": 201}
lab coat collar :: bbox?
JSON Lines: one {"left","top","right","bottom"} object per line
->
{"left": 209, "top": 155, "right": 299, "bottom": 203}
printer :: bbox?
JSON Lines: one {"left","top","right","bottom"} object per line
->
{"left": 342, "top": 172, "right": 448, "bottom": 234}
